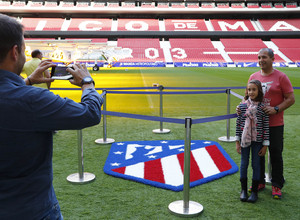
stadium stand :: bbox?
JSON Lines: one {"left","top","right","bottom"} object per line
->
{"left": 216, "top": 2, "right": 229, "bottom": 8}
{"left": 171, "top": 2, "right": 185, "bottom": 8}
{"left": 118, "top": 38, "right": 160, "bottom": 48}
{"left": 261, "top": 2, "right": 273, "bottom": 8}
{"left": 21, "top": 18, "right": 65, "bottom": 31}
{"left": 169, "top": 38, "right": 225, "bottom": 62}
{"left": 121, "top": 1, "right": 135, "bottom": 8}
{"left": 258, "top": 19, "right": 300, "bottom": 31}
{"left": 271, "top": 38, "right": 300, "bottom": 62}
{"left": 107, "top": 1, "right": 119, "bottom": 7}
{"left": 0, "top": 0, "right": 10, "bottom": 6}
{"left": 220, "top": 38, "right": 267, "bottom": 62}
{"left": 1, "top": 0, "right": 299, "bottom": 66}
{"left": 286, "top": 1, "right": 298, "bottom": 8}
{"left": 116, "top": 38, "right": 164, "bottom": 62}
{"left": 140, "top": 1, "right": 155, "bottom": 8}
{"left": 231, "top": 2, "right": 245, "bottom": 8}
{"left": 186, "top": 2, "right": 199, "bottom": 8}
{"left": 92, "top": 0, "right": 106, "bottom": 7}
{"left": 12, "top": 0, "right": 26, "bottom": 7}
{"left": 28, "top": 0, "right": 44, "bottom": 7}
{"left": 44, "top": 0, "right": 58, "bottom": 7}
{"left": 274, "top": 2, "right": 284, "bottom": 8}
{"left": 117, "top": 18, "right": 160, "bottom": 31}
{"left": 67, "top": 18, "right": 112, "bottom": 31}
{"left": 164, "top": 19, "right": 208, "bottom": 31}
{"left": 157, "top": 2, "right": 169, "bottom": 8}
{"left": 210, "top": 19, "right": 257, "bottom": 31}
{"left": 247, "top": 2, "right": 259, "bottom": 8}
{"left": 76, "top": 0, "right": 90, "bottom": 7}
{"left": 60, "top": 0, "right": 75, "bottom": 7}
{"left": 201, "top": 2, "right": 215, "bottom": 8}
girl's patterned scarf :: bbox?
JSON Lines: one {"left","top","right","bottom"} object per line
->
{"left": 241, "top": 98, "right": 259, "bottom": 148}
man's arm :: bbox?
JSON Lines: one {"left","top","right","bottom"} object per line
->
{"left": 263, "top": 92, "right": 295, "bottom": 115}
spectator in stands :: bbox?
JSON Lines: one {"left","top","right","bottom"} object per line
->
{"left": 247, "top": 48, "right": 295, "bottom": 199}
{"left": 22, "top": 49, "right": 51, "bottom": 89}
{"left": 0, "top": 13, "right": 103, "bottom": 219}
{"left": 236, "top": 80, "right": 269, "bottom": 203}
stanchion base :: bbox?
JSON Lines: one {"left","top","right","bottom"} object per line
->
{"left": 95, "top": 138, "right": 115, "bottom": 144}
{"left": 168, "top": 200, "right": 203, "bottom": 217}
{"left": 265, "top": 173, "right": 272, "bottom": 184}
{"left": 66, "top": 172, "right": 96, "bottom": 184}
{"left": 152, "top": 129, "right": 171, "bottom": 134}
{"left": 218, "top": 136, "right": 236, "bottom": 142}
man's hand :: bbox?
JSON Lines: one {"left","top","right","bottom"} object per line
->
{"left": 68, "top": 63, "right": 94, "bottom": 89}
{"left": 236, "top": 141, "right": 241, "bottom": 154}
{"left": 25, "top": 59, "right": 55, "bottom": 85}
{"left": 263, "top": 106, "right": 277, "bottom": 115}
{"left": 258, "top": 146, "right": 268, "bottom": 156}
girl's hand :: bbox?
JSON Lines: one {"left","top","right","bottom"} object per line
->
{"left": 258, "top": 146, "right": 268, "bottom": 156}
{"left": 236, "top": 142, "right": 241, "bottom": 154}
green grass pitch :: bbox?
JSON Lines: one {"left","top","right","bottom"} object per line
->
{"left": 51, "top": 67, "right": 300, "bottom": 219}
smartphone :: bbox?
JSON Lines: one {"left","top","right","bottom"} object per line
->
{"left": 51, "top": 66, "right": 73, "bottom": 80}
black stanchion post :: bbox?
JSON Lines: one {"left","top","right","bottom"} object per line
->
{"left": 218, "top": 89, "right": 235, "bottom": 142}
{"left": 153, "top": 85, "right": 170, "bottom": 134}
{"left": 168, "top": 118, "right": 203, "bottom": 217}
{"left": 95, "top": 90, "right": 115, "bottom": 144}
{"left": 67, "top": 130, "right": 96, "bottom": 184}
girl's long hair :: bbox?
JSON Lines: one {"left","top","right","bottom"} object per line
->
{"left": 244, "top": 79, "right": 264, "bottom": 102}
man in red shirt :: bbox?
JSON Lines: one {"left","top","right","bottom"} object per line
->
{"left": 248, "top": 48, "right": 295, "bottom": 199}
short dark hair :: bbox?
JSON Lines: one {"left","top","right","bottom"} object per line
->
{"left": 244, "top": 79, "right": 264, "bottom": 102}
{"left": 259, "top": 48, "right": 274, "bottom": 58}
{"left": 0, "top": 14, "right": 24, "bottom": 63}
{"left": 31, "top": 49, "right": 42, "bottom": 58}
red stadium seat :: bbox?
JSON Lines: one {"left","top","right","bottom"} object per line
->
{"left": 231, "top": 3, "right": 244, "bottom": 8}
{"left": 118, "top": 38, "right": 160, "bottom": 48}
{"left": 247, "top": 3, "right": 259, "bottom": 8}
{"left": 271, "top": 39, "right": 300, "bottom": 62}
{"left": 217, "top": 3, "right": 229, "bottom": 8}
{"left": 0, "top": 0, "right": 10, "bottom": 6}
{"left": 116, "top": 38, "right": 164, "bottom": 62}
{"left": 210, "top": 19, "right": 256, "bottom": 31}
{"left": 169, "top": 38, "right": 225, "bottom": 62}
{"left": 220, "top": 38, "right": 266, "bottom": 62}
{"left": 67, "top": 18, "right": 112, "bottom": 31}
{"left": 258, "top": 19, "right": 300, "bottom": 31}
{"left": 261, "top": 3, "right": 272, "bottom": 8}
{"left": 21, "top": 18, "right": 65, "bottom": 31}
{"left": 117, "top": 19, "right": 160, "bottom": 31}
{"left": 141, "top": 2, "right": 155, "bottom": 8}
{"left": 157, "top": 2, "right": 169, "bottom": 8}
{"left": 186, "top": 3, "right": 199, "bottom": 8}
{"left": 201, "top": 2, "right": 214, "bottom": 8}
{"left": 286, "top": 2, "right": 297, "bottom": 8}
{"left": 171, "top": 2, "right": 185, "bottom": 8}
{"left": 164, "top": 19, "right": 208, "bottom": 31}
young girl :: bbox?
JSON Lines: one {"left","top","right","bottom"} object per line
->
{"left": 236, "top": 80, "right": 269, "bottom": 203}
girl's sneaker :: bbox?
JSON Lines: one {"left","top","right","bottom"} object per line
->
{"left": 248, "top": 183, "right": 265, "bottom": 192}
{"left": 272, "top": 186, "right": 282, "bottom": 199}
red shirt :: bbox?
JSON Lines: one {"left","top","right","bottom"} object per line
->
{"left": 249, "top": 69, "right": 294, "bottom": 127}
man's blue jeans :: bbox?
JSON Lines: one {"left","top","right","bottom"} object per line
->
{"left": 240, "top": 141, "right": 262, "bottom": 181}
